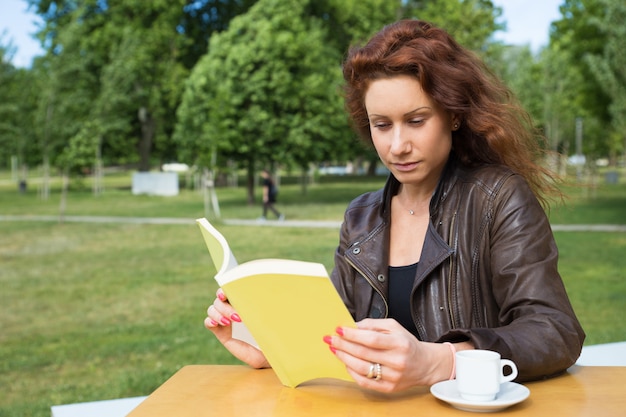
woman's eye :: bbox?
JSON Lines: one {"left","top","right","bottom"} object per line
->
{"left": 372, "top": 122, "right": 391, "bottom": 129}
{"left": 409, "top": 119, "right": 424, "bottom": 126}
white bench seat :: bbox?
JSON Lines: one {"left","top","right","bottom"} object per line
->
{"left": 51, "top": 396, "right": 147, "bottom": 417}
{"left": 576, "top": 341, "right": 626, "bottom": 366}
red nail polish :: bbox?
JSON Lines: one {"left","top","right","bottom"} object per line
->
{"left": 231, "top": 313, "right": 241, "bottom": 322}
{"left": 217, "top": 291, "right": 226, "bottom": 301}
{"left": 323, "top": 335, "right": 332, "bottom": 345}
{"left": 329, "top": 346, "right": 337, "bottom": 354}
{"left": 210, "top": 319, "right": 219, "bottom": 326}
{"left": 335, "top": 326, "right": 344, "bottom": 336}
{"left": 220, "top": 317, "right": 231, "bottom": 325}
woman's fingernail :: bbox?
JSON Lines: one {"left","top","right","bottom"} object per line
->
{"left": 220, "top": 317, "right": 231, "bottom": 326}
{"left": 209, "top": 319, "right": 219, "bottom": 326}
{"left": 323, "top": 335, "right": 333, "bottom": 345}
{"left": 217, "top": 291, "right": 226, "bottom": 301}
{"left": 230, "top": 313, "right": 241, "bottom": 322}
{"left": 335, "top": 326, "right": 344, "bottom": 336}
{"left": 329, "top": 346, "right": 337, "bottom": 354}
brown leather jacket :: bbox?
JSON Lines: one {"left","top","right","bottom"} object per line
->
{"left": 330, "top": 159, "right": 585, "bottom": 381}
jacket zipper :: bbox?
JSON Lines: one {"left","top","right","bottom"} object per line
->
{"left": 447, "top": 212, "right": 458, "bottom": 328}
{"left": 345, "top": 256, "right": 389, "bottom": 319}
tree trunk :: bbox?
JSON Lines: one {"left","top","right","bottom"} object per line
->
{"left": 59, "top": 169, "right": 69, "bottom": 223}
{"left": 138, "top": 106, "right": 155, "bottom": 172}
{"left": 299, "top": 167, "right": 308, "bottom": 195}
{"left": 367, "top": 156, "right": 378, "bottom": 176}
{"left": 246, "top": 162, "right": 256, "bottom": 205}
{"left": 93, "top": 134, "right": 104, "bottom": 195}
{"left": 41, "top": 154, "right": 50, "bottom": 200}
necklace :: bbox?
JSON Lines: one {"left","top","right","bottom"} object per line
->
{"left": 396, "top": 197, "right": 416, "bottom": 215}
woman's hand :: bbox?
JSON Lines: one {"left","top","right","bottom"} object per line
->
{"left": 204, "top": 288, "right": 270, "bottom": 369}
{"left": 325, "top": 318, "right": 459, "bottom": 393}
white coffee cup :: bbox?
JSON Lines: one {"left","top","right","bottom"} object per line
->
{"left": 455, "top": 350, "right": 518, "bottom": 402}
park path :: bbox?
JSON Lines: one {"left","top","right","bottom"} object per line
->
{"left": 1, "top": 214, "right": 626, "bottom": 232}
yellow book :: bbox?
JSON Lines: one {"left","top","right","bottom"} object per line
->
{"left": 196, "top": 218, "right": 356, "bottom": 388}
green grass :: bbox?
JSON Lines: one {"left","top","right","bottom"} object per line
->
{"left": 554, "top": 232, "right": 626, "bottom": 344}
{"left": 0, "top": 170, "right": 624, "bottom": 417}
{"left": 0, "top": 173, "right": 385, "bottom": 221}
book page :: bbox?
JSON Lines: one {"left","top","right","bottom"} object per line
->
{"left": 215, "top": 258, "right": 328, "bottom": 286}
{"left": 196, "top": 218, "right": 238, "bottom": 276}
{"left": 196, "top": 218, "right": 258, "bottom": 348}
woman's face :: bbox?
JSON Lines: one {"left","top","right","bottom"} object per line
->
{"left": 364, "top": 75, "right": 454, "bottom": 189}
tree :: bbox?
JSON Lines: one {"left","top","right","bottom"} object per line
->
{"left": 323, "top": 0, "right": 398, "bottom": 49}
{"left": 495, "top": 45, "right": 545, "bottom": 125}
{"left": 176, "top": 0, "right": 506, "bottom": 188}
{"left": 411, "top": 0, "right": 502, "bottom": 53}
{"left": 20, "top": 0, "right": 505, "bottom": 185}
{"left": 583, "top": 0, "right": 626, "bottom": 164}
{"left": 0, "top": 44, "right": 20, "bottom": 171}
{"left": 549, "top": 0, "right": 612, "bottom": 159}
{"left": 27, "top": 0, "right": 258, "bottom": 172}
{"left": 175, "top": 0, "right": 352, "bottom": 203}
{"left": 92, "top": 0, "right": 190, "bottom": 171}
{"left": 177, "top": 0, "right": 259, "bottom": 69}
{"left": 31, "top": 8, "right": 102, "bottom": 198}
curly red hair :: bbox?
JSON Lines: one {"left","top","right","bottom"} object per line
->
{"left": 343, "top": 19, "right": 559, "bottom": 205}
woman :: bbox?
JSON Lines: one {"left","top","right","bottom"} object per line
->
{"left": 205, "top": 19, "right": 585, "bottom": 393}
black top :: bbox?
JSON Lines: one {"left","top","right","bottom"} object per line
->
{"left": 263, "top": 177, "right": 277, "bottom": 203}
{"left": 388, "top": 262, "right": 419, "bottom": 338}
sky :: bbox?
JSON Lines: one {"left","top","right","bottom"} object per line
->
{"left": 491, "top": 0, "right": 563, "bottom": 52}
{"left": 1, "top": 0, "right": 563, "bottom": 68}
{"left": 0, "top": 0, "right": 44, "bottom": 68}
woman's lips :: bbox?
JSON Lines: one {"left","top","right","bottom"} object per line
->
{"left": 392, "top": 162, "right": 419, "bottom": 172}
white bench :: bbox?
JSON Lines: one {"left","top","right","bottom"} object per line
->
{"left": 576, "top": 341, "right": 626, "bottom": 366}
{"left": 51, "top": 396, "right": 147, "bottom": 417}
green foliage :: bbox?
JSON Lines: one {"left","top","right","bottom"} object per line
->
{"left": 33, "top": 3, "right": 103, "bottom": 170}
{"left": 583, "top": 0, "right": 626, "bottom": 158}
{"left": 8, "top": 0, "right": 625, "bottom": 179}
{"left": 23, "top": 0, "right": 257, "bottom": 172}
{"left": 175, "top": 0, "right": 351, "bottom": 173}
{"left": 323, "top": 0, "right": 398, "bottom": 47}
{"left": 94, "top": 0, "right": 191, "bottom": 170}
{"left": 414, "top": 0, "right": 502, "bottom": 52}
{"left": 547, "top": 0, "right": 623, "bottom": 160}
{"left": 175, "top": 0, "right": 502, "bottom": 200}
{"left": 177, "top": 0, "right": 260, "bottom": 68}
{"left": 538, "top": 43, "right": 590, "bottom": 153}
{"left": 0, "top": 54, "right": 40, "bottom": 167}
{"left": 56, "top": 121, "right": 100, "bottom": 174}
{"left": 494, "top": 45, "right": 545, "bottom": 128}
{"left": 483, "top": 0, "right": 626, "bottom": 162}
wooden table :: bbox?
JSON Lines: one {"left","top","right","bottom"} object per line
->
{"left": 127, "top": 365, "right": 625, "bottom": 416}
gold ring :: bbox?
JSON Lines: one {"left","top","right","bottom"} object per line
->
{"left": 374, "top": 363, "right": 383, "bottom": 381}
{"left": 366, "top": 363, "right": 382, "bottom": 380}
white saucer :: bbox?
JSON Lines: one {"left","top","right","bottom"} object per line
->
{"left": 430, "top": 380, "right": 530, "bottom": 413}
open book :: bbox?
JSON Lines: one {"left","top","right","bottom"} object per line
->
{"left": 196, "top": 218, "right": 356, "bottom": 388}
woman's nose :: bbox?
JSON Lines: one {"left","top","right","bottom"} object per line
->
{"left": 390, "top": 127, "right": 411, "bottom": 154}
